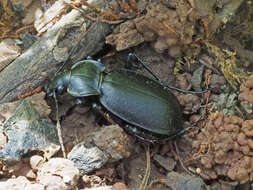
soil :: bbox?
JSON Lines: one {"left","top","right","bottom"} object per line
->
{"left": 0, "top": 0, "right": 253, "bottom": 189}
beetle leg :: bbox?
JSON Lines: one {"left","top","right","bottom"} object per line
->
{"left": 126, "top": 53, "right": 142, "bottom": 70}
{"left": 92, "top": 103, "right": 117, "bottom": 124}
{"left": 75, "top": 97, "right": 87, "bottom": 105}
{"left": 127, "top": 53, "right": 209, "bottom": 94}
{"left": 160, "top": 115, "right": 205, "bottom": 143}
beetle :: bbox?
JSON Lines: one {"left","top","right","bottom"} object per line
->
{"left": 47, "top": 54, "right": 204, "bottom": 143}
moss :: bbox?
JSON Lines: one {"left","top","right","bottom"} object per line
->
{"left": 204, "top": 42, "right": 250, "bottom": 89}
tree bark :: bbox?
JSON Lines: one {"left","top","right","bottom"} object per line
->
{"left": 0, "top": 8, "right": 111, "bottom": 103}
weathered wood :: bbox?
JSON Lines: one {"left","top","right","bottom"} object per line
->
{"left": 0, "top": 9, "right": 111, "bottom": 103}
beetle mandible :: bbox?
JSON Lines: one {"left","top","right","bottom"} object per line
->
{"left": 47, "top": 54, "right": 205, "bottom": 143}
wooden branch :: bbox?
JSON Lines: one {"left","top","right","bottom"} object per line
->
{"left": 0, "top": 9, "right": 111, "bottom": 103}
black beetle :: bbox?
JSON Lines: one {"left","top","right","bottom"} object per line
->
{"left": 47, "top": 54, "right": 204, "bottom": 143}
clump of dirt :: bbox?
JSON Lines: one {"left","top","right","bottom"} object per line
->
{"left": 239, "top": 77, "right": 253, "bottom": 116}
{"left": 191, "top": 112, "right": 253, "bottom": 184}
{"left": 106, "top": 1, "right": 204, "bottom": 58}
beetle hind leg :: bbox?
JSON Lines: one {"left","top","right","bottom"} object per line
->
{"left": 127, "top": 53, "right": 209, "bottom": 94}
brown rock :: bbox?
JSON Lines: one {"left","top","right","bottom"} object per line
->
{"left": 191, "top": 112, "right": 253, "bottom": 183}
{"left": 0, "top": 130, "right": 7, "bottom": 149}
{"left": 0, "top": 176, "right": 44, "bottom": 190}
{"left": 0, "top": 39, "right": 21, "bottom": 72}
{"left": 113, "top": 182, "right": 129, "bottom": 190}
{"left": 30, "top": 155, "right": 44, "bottom": 170}
{"left": 237, "top": 133, "right": 247, "bottom": 145}
{"left": 245, "top": 78, "right": 253, "bottom": 88}
{"left": 37, "top": 158, "right": 80, "bottom": 190}
{"left": 242, "top": 120, "right": 253, "bottom": 136}
{"left": 227, "top": 166, "right": 249, "bottom": 184}
{"left": 152, "top": 37, "right": 169, "bottom": 53}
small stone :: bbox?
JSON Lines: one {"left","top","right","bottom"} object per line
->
{"left": 0, "top": 39, "right": 21, "bottom": 72}
{"left": 22, "top": 0, "right": 42, "bottom": 25}
{"left": 166, "top": 171, "right": 205, "bottom": 190}
{"left": 82, "top": 175, "right": 103, "bottom": 186}
{"left": 37, "top": 158, "right": 80, "bottom": 190}
{"left": 19, "top": 33, "right": 37, "bottom": 49}
{"left": 106, "top": 30, "right": 144, "bottom": 51}
{"left": 0, "top": 130, "right": 7, "bottom": 149}
{"left": 0, "top": 100, "right": 59, "bottom": 163}
{"left": 210, "top": 74, "right": 226, "bottom": 93}
{"left": 168, "top": 45, "right": 182, "bottom": 57}
{"left": 10, "top": 0, "right": 33, "bottom": 8}
{"left": 153, "top": 154, "right": 176, "bottom": 171}
{"left": 177, "top": 94, "right": 201, "bottom": 114}
{"left": 81, "top": 186, "right": 113, "bottom": 190}
{"left": 67, "top": 143, "right": 108, "bottom": 174}
{"left": 143, "top": 31, "right": 156, "bottom": 42}
{"left": 192, "top": 65, "right": 204, "bottom": 92}
{"left": 53, "top": 46, "right": 69, "bottom": 62}
{"left": 152, "top": 37, "right": 169, "bottom": 53}
{"left": 219, "top": 179, "right": 238, "bottom": 190}
{"left": 0, "top": 176, "right": 44, "bottom": 190}
{"left": 92, "top": 125, "right": 134, "bottom": 161}
{"left": 196, "top": 168, "right": 201, "bottom": 174}
{"left": 30, "top": 155, "right": 44, "bottom": 170}
{"left": 113, "top": 182, "right": 129, "bottom": 190}
{"left": 26, "top": 169, "right": 37, "bottom": 179}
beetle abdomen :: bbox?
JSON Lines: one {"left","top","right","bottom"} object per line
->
{"left": 100, "top": 69, "right": 183, "bottom": 136}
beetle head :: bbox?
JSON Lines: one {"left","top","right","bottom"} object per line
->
{"left": 46, "top": 73, "right": 68, "bottom": 97}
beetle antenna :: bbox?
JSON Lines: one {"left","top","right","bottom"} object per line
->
{"left": 53, "top": 91, "right": 67, "bottom": 158}
{"left": 56, "top": 46, "right": 77, "bottom": 74}
{"left": 56, "top": 22, "right": 97, "bottom": 74}
{"left": 128, "top": 53, "right": 209, "bottom": 94}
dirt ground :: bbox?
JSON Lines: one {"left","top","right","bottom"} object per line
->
{"left": 0, "top": 0, "right": 253, "bottom": 189}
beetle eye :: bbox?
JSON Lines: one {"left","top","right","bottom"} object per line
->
{"left": 57, "top": 85, "right": 65, "bottom": 94}
{"left": 48, "top": 92, "right": 54, "bottom": 97}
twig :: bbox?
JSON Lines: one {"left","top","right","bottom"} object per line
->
{"left": 149, "top": 178, "right": 168, "bottom": 190}
{"left": 163, "top": 21, "right": 179, "bottom": 38}
{"left": 139, "top": 144, "right": 151, "bottom": 190}
{"left": 53, "top": 91, "right": 66, "bottom": 158}
{"left": 199, "top": 58, "right": 221, "bottom": 75}
{"left": 66, "top": 2, "right": 125, "bottom": 24}
{"left": 174, "top": 141, "right": 192, "bottom": 176}
{"left": 15, "top": 25, "right": 34, "bottom": 37}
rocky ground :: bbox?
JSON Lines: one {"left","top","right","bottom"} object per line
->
{"left": 0, "top": 0, "right": 253, "bottom": 189}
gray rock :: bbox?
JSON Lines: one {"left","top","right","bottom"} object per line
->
{"left": 67, "top": 143, "right": 108, "bottom": 174}
{"left": 210, "top": 74, "right": 226, "bottom": 93}
{"left": 81, "top": 187, "right": 112, "bottom": 190}
{"left": 213, "top": 91, "right": 239, "bottom": 116}
{"left": 166, "top": 171, "right": 205, "bottom": 190}
{"left": 219, "top": 179, "right": 238, "bottom": 190}
{"left": 153, "top": 154, "right": 176, "bottom": 171}
{"left": 0, "top": 99, "right": 59, "bottom": 164}
{"left": 192, "top": 65, "right": 204, "bottom": 92}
